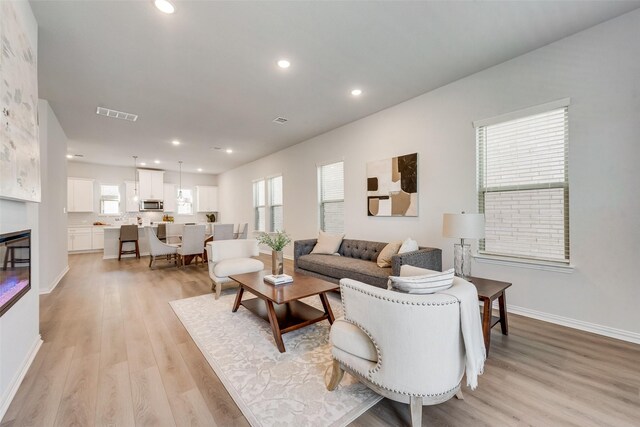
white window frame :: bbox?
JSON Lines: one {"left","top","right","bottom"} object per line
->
{"left": 268, "top": 175, "right": 283, "bottom": 232}
{"left": 474, "top": 99, "right": 570, "bottom": 266}
{"left": 99, "top": 184, "right": 121, "bottom": 215}
{"left": 253, "top": 179, "right": 266, "bottom": 232}
{"left": 318, "top": 161, "right": 345, "bottom": 234}
{"left": 177, "top": 187, "right": 194, "bottom": 215}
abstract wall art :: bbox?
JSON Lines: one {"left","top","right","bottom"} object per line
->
{"left": 0, "top": 1, "right": 41, "bottom": 203}
{"left": 367, "top": 152, "right": 417, "bottom": 217}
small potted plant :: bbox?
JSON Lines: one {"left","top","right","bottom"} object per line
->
{"left": 257, "top": 230, "right": 292, "bottom": 275}
{"left": 206, "top": 213, "right": 217, "bottom": 223}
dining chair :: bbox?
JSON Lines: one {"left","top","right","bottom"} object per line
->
{"left": 156, "top": 223, "right": 167, "bottom": 242}
{"left": 147, "top": 226, "right": 178, "bottom": 268}
{"left": 177, "top": 224, "right": 206, "bottom": 267}
{"left": 165, "top": 223, "right": 184, "bottom": 245}
{"left": 118, "top": 225, "right": 140, "bottom": 260}
{"left": 235, "top": 223, "right": 248, "bottom": 239}
{"left": 213, "top": 223, "right": 234, "bottom": 240}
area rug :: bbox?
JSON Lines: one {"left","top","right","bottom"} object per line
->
{"left": 169, "top": 291, "right": 382, "bottom": 427}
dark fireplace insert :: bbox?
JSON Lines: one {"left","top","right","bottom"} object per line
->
{"left": 1, "top": 229, "right": 31, "bottom": 317}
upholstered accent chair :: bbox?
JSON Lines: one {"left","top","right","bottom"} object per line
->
{"left": 177, "top": 224, "right": 206, "bottom": 267}
{"left": 146, "top": 226, "right": 177, "bottom": 268}
{"left": 206, "top": 239, "right": 264, "bottom": 299}
{"left": 235, "top": 222, "right": 248, "bottom": 239}
{"left": 327, "top": 275, "right": 471, "bottom": 427}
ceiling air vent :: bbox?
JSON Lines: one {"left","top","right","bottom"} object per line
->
{"left": 272, "top": 117, "right": 288, "bottom": 124}
{"left": 96, "top": 106, "right": 138, "bottom": 122}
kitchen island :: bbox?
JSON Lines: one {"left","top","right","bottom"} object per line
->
{"left": 103, "top": 225, "right": 157, "bottom": 260}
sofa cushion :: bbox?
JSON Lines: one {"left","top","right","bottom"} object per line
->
{"left": 311, "top": 231, "right": 345, "bottom": 254}
{"left": 377, "top": 240, "right": 402, "bottom": 267}
{"left": 338, "top": 239, "right": 387, "bottom": 262}
{"left": 297, "top": 254, "right": 391, "bottom": 287}
{"left": 398, "top": 237, "right": 419, "bottom": 254}
{"left": 330, "top": 318, "right": 378, "bottom": 362}
{"left": 213, "top": 258, "right": 264, "bottom": 278}
{"left": 388, "top": 268, "right": 455, "bottom": 294}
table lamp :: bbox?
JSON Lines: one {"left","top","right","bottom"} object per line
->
{"left": 442, "top": 212, "right": 485, "bottom": 278}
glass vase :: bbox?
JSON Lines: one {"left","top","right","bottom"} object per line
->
{"left": 453, "top": 243, "right": 471, "bottom": 278}
{"left": 271, "top": 250, "right": 284, "bottom": 275}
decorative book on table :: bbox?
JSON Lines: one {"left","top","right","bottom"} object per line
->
{"left": 264, "top": 274, "right": 293, "bottom": 285}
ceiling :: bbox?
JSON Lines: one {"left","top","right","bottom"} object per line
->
{"left": 32, "top": 1, "right": 640, "bottom": 174}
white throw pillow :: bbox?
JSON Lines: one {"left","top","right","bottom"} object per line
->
{"left": 388, "top": 268, "right": 455, "bottom": 294}
{"left": 398, "top": 237, "right": 419, "bottom": 254}
{"left": 311, "top": 231, "right": 345, "bottom": 255}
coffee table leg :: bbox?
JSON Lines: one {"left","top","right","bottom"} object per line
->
{"left": 265, "top": 300, "right": 286, "bottom": 353}
{"left": 481, "top": 296, "right": 492, "bottom": 356}
{"left": 498, "top": 292, "right": 509, "bottom": 335}
{"left": 319, "top": 293, "right": 335, "bottom": 324}
{"left": 232, "top": 286, "right": 244, "bottom": 312}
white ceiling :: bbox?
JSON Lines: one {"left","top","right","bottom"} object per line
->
{"left": 32, "top": 0, "right": 640, "bottom": 174}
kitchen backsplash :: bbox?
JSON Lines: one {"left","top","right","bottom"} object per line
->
{"left": 67, "top": 211, "right": 211, "bottom": 226}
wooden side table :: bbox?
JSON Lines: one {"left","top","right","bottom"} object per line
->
{"left": 466, "top": 276, "right": 512, "bottom": 356}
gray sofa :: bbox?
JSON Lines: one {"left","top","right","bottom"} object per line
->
{"left": 294, "top": 239, "right": 442, "bottom": 289}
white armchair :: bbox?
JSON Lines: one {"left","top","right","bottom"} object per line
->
{"left": 327, "top": 271, "right": 484, "bottom": 426}
{"left": 146, "top": 226, "right": 177, "bottom": 268}
{"left": 206, "top": 239, "right": 264, "bottom": 299}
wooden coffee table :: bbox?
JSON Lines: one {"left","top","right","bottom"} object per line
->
{"left": 229, "top": 270, "right": 339, "bottom": 353}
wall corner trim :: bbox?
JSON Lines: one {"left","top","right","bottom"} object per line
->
{"left": 0, "top": 335, "right": 43, "bottom": 420}
{"left": 506, "top": 304, "right": 640, "bottom": 345}
{"left": 40, "top": 265, "right": 70, "bottom": 295}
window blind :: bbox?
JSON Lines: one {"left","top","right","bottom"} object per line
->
{"left": 268, "top": 175, "right": 283, "bottom": 232}
{"left": 319, "top": 162, "right": 344, "bottom": 234}
{"left": 100, "top": 185, "right": 120, "bottom": 214}
{"left": 477, "top": 106, "right": 569, "bottom": 262}
{"left": 253, "top": 180, "right": 266, "bottom": 232}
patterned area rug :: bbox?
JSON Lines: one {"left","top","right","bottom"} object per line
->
{"left": 170, "top": 291, "right": 382, "bottom": 427}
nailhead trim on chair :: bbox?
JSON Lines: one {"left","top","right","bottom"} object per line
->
{"left": 338, "top": 281, "right": 461, "bottom": 398}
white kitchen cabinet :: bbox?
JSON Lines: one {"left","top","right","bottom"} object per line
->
{"left": 163, "top": 183, "right": 176, "bottom": 212}
{"left": 124, "top": 181, "right": 140, "bottom": 212}
{"left": 92, "top": 228, "right": 105, "bottom": 250}
{"left": 68, "top": 227, "right": 93, "bottom": 251}
{"left": 196, "top": 186, "right": 218, "bottom": 212}
{"left": 138, "top": 169, "right": 164, "bottom": 200}
{"left": 67, "top": 178, "right": 95, "bottom": 212}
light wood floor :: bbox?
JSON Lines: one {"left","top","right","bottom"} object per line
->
{"left": 2, "top": 253, "right": 639, "bottom": 426}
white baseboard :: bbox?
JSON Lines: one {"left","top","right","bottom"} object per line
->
{"left": 500, "top": 303, "right": 640, "bottom": 345}
{"left": 40, "top": 265, "right": 69, "bottom": 295}
{"left": 0, "top": 336, "right": 43, "bottom": 420}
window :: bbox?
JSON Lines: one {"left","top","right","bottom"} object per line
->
{"left": 253, "top": 179, "right": 266, "bottom": 231}
{"left": 100, "top": 185, "right": 120, "bottom": 215}
{"left": 318, "top": 161, "right": 344, "bottom": 234}
{"left": 268, "top": 175, "right": 283, "bottom": 232}
{"left": 177, "top": 188, "right": 193, "bottom": 215}
{"left": 476, "top": 101, "right": 569, "bottom": 263}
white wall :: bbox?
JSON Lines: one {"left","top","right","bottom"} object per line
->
{"left": 38, "top": 100, "right": 68, "bottom": 293}
{"left": 219, "top": 10, "right": 640, "bottom": 340}
{"left": 66, "top": 162, "right": 218, "bottom": 224}
{"left": 0, "top": 0, "right": 42, "bottom": 418}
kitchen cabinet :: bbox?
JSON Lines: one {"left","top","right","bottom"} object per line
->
{"left": 92, "top": 228, "right": 105, "bottom": 249}
{"left": 163, "top": 183, "right": 176, "bottom": 212}
{"left": 138, "top": 169, "right": 164, "bottom": 200}
{"left": 67, "top": 178, "right": 95, "bottom": 212}
{"left": 124, "top": 181, "right": 139, "bottom": 212}
{"left": 196, "top": 186, "right": 218, "bottom": 212}
{"left": 68, "top": 227, "right": 93, "bottom": 251}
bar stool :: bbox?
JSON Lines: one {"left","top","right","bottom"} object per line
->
{"left": 118, "top": 225, "right": 140, "bottom": 260}
{"left": 157, "top": 223, "right": 167, "bottom": 242}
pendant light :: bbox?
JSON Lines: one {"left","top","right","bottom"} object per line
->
{"left": 177, "top": 160, "right": 184, "bottom": 204}
{"left": 132, "top": 156, "right": 139, "bottom": 202}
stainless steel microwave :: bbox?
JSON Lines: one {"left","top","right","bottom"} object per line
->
{"left": 139, "top": 200, "right": 164, "bottom": 211}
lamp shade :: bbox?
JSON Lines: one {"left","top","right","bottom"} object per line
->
{"left": 442, "top": 213, "right": 485, "bottom": 239}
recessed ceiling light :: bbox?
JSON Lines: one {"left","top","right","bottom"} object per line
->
{"left": 154, "top": 0, "right": 175, "bottom": 14}
{"left": 140, "top": 162, "right": 147, "bottom": 166}
{"left": 197, "top": 168, "right": 203, "bottom": 172}
{"left": 277, "top": 59, "right": 291, "bottom": 69}
{"left": 154, "top": 160, "right": 160, "bottom": 164}
{"left": 66, "top": 154, "right": 73, "bottom": 159}
{"left": 172, "top": 140, "right": 180, "bottom": 146}
{"left": 226, "top": 149, "right": 233, "bottom": 154}
{"left": 351, "top": 89, "right": 363, "bottom": 96}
